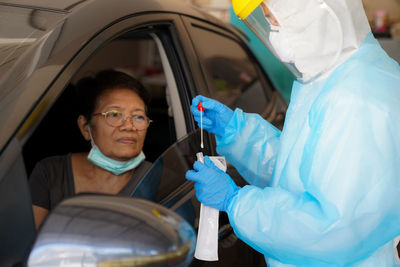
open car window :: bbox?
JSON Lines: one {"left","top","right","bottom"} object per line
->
{"left": 132, "top": 130, "right": 207, "bottom": 226}
{"left": 131, "top": 129, "right": 250, "bottom": 226}
{"left": 23, "top": 25, "right": 185, "bottom": 173}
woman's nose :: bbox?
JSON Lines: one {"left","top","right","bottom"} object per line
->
{"left": 120, "top": 116, "right": 137, "bottom": 130}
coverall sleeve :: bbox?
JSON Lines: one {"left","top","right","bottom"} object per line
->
{"left": 226, "top": 89, "right": 400, "bottom": 265}
{"left": 216, "top": 108, "right": 281, "bottom": 188}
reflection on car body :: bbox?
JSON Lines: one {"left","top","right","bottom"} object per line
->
{"left": 0, "top": 0, "right": 287, "bottom": 266}
{"left": 28, "top": 195, "right": 196, "bottom": 266}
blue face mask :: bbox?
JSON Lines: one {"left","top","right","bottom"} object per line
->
{"left": 87, "top": 127, "right": 145, "bottom": 175}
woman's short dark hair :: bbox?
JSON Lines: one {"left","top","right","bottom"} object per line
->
{"left": 75, "top": 70, "right": 150, "bottom": 123}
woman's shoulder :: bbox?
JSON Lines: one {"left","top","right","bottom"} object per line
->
{"left": 31, "top": 154, "right": 73, "bottom": 181}
{"left": 29, "top": 154, "right": 72, "bottom": 187}
{"left": 35, "top": 154, "right": 71, "bottom": 168}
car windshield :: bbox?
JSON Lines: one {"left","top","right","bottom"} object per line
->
{"left": 0, "top": 4, "right": 64, "bottom": 90}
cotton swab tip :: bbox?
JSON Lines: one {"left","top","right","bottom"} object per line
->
{"left": 197, "top": 102, "right": 205, "bottom": 111}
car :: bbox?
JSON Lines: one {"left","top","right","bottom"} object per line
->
{"left": 0, "top": 0, "right": 288, "bottom": 266}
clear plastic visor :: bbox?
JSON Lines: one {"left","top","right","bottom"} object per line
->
{"left": 243, "top": 4, "right": 304, "bottom": 80}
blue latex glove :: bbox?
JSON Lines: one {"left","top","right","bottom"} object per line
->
{"left": 186, "top": 156, "right": 240, "bottom": 212}
{"left": 190, "top": 95, "right": 234, "bottom": 137}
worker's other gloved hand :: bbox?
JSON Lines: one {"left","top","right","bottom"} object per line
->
{"left": 191, "top": 95, "right": 234, "bottom": 137}
{"left": 186, "top": 156, "right": 240, "bottom": 212}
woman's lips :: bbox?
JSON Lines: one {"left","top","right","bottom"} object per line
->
{"left": 117, "top": 137, "right": 137, "bottom": 144}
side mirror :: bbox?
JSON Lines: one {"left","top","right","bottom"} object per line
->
{"left": 28, "top": 195, "right": 196, "bottom": 266}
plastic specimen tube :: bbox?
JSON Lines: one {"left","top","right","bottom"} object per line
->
{"left": 194, "top": 152, "right": 227, "bottom": 261}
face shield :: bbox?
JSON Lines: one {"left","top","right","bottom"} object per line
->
{"left": 236, "top": 0, "right": 343, "bottom": 83}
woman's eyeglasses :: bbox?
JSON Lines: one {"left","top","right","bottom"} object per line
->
{"left": 93, "top": 110, "right": 152, "bottom": 130}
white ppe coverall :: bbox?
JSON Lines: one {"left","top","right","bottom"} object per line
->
{"left": 219, "top": 32, "right": 400, "bottom": 266}
{"left": 218, "top": 0, "right": 400, "bottom": 261}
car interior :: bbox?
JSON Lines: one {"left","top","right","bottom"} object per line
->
{"left": 21, "top": 23, "right": 205, "bottom": 238}
{"left": 0, "top": 19, "right": 193, "bottom": 266}
{"left": 22, "top": 28, "right": 184, "bottom": 175}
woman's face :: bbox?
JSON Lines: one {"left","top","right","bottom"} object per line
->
{"left": 90, "top": 88, "right": 148, "bottom": 161}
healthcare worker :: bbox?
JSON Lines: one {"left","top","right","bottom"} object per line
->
{"left": 186, "top": 0, "right": 400, "bottom": 266}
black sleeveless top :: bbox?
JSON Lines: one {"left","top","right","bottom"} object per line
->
{"left": 29, "top": 153, "right": 152, "bottom": 210}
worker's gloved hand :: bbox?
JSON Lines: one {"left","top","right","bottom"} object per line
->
{"left": 191, "top": 95, "right": 234, "bottom": 137}
{"left": 186, "top": 156, "right": 240, "bottom": 212}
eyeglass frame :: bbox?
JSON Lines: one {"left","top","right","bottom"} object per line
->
{"left": 92, "top": 110, "right": 153, "bottom": 130}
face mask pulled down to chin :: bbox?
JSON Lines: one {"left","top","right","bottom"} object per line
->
{"left": 87, "top": 127, "right": 145, "bottom": 175}
{"left": 88, "top": 145, "right": 145, "bottom": 175}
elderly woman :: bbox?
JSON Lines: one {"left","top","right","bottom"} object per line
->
{"left": 29, "top": 70, "right": 152, "bottom": 229}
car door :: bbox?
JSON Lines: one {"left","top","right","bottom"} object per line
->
{"left": 0, "top": 5, "right": 66, "bottom": 266}
{"left": 0, "top": 10, "right": 203, "bottom": 267}
{"left": 2, "top": 7, "right": 278, "bottom": 267}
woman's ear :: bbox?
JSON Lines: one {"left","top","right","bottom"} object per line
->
{"left": 77, "top": 115, "right": 91, "bottom": 141}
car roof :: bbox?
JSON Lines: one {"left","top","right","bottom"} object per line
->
{"left": 0, "top": 0, "right": 84, "bottom": 12}
{"left": 0, "top": 0, "right": 219, "bottom": 22}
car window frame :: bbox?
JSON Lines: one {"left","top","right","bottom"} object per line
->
{"left": 181, "top": 16, "right": 277, "bottom": 105}
{"left": 16, "top": 11, "right": 216, "bottom": 205}
{"left": 4, "top": 12, "right": 208, "bottom": 234}
{"left": 16, "top": 13, "right": 199, "bottom": 152}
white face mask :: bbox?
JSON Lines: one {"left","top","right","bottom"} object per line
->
{"left": 269, "top": 25, "right": 295, "bottom": 63}
{"left": 88, "top": 145, "right": 145, "bottom": 175}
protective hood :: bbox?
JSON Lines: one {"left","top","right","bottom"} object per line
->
{"left": 233, "top": 0, "right": 371, "bottom": 83}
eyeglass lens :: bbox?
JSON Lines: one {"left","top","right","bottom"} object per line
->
{"left": 105, "top": 111, "right": 149, "bottom": 129}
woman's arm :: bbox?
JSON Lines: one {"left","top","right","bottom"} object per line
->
{"left": 32, "top": 205, "right": 49, "bottom": 230}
